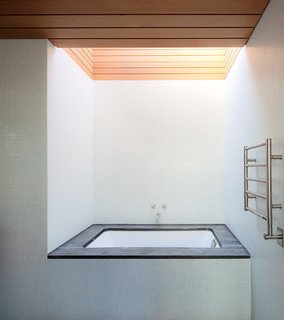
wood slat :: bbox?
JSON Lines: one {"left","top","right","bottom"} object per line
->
{"left": 92, "top": 55, "right": 226, "bottom": 62}
{"left": 0, "top": 27, "right": 253, "bottom": 39}
{"left": 93, "top": 74, "right": 226, "bottom": 80}
{"left": 64, "top": 46, "right": 240, "bottom": 80}
{"left": 0, "top": 0, "right": 263, "bottom": 80}
{"left": 0, "top": 0, "right": 269, "bottom": 54}
{"left": 82, "top": 48, "right": 93, "bottom": 61}
{"left": 224, "top": 48, "right": 236, "bottom": 67}
{"left": 64, "top": 48, "right": 93, "bottom": 78}
{"left": 87, "top": 48, "right": 94, "bottom": 61}
{"left": 76, "top": 48, "right": 93, "bottom": 69}
{"left": 225, "top": 48, "right": 241, "bottom": 75}
{"left": 94, "top": 61, "right": 225, "bottom": 68}
{"left": 0, "top": 0, "right": 270, "bottom": 15}
{"left": 51, "top": 39, "right": 247, "bottom": 48}
{"left": 93, "top": 67, "right": 226, "bottom": 74}
{"left": 0, "top": 14, "right": 261, "bottom": 28}
{"left": 70, "top": 49, "right": 93, "bottom": 73}
{"left": 92, "top": 49, "right": 227, "bottom": 56}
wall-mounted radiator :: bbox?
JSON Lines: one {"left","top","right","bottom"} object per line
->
{"left": 244, "top": 138, "right": 283, "bottom": 247}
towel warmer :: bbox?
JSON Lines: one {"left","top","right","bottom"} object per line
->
{"left": 244, "top": 138, "right": 283, "bottom": 247}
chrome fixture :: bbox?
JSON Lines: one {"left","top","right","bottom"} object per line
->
{"left": 155, "top": 212, "right": 161, "bottom": 224}
{"left": 152, "top": 204, "right": 166, "bottom": 223}
{"left": 244, "top": 138, "right": 283, "bottom": 246}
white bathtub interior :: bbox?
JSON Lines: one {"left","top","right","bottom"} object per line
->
{"left": 86, "top": 230, "right": 220, "bottom": 248}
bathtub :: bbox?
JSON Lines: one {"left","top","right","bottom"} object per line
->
{"left": 48, "top": 224, "right": 249, "bottom": 259}
{"left": 86, "top": 230, "right": 220, "bottom": 248}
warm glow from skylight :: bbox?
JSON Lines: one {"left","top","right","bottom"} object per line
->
{"left": 64, "top": 47, "right": 241, "bottom": 80}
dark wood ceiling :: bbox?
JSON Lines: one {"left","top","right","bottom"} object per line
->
{"left": 0, "top": 0, "right": 270, "bottom": 47}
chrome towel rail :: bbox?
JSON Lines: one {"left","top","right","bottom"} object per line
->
{"left": 244, "top": 138, "right": 283, "bottom": 247}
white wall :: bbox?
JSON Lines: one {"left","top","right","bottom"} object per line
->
{"left": 225, "top": 0, "right": 284, "bottom": 319}
{"left": 93, "top": 81, "right": 225, "bottom": 224}
{"left": 47, "top": 43, "right": 94, "bottom": 251}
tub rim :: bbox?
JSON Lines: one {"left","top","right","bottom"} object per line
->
{"left": 48, "top": 224, "right": 250, "bottom": 259}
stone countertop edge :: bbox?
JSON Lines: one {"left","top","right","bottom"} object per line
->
{"left": 48, "top": 224, "right": 250, "bottom": 259}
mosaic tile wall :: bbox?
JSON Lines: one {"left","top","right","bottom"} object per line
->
{"left": 225, "top": 0, "right": 284, "bottom": 319}
{"left": 0, "top": 39, "right": 250, "bottom": 319}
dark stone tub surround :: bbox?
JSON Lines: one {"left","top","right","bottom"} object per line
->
{"left": 48, "top": 224, "right": 250, "bottom": 259}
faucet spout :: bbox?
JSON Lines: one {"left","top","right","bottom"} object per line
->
{"left": 155, "top": 212, "right": 161, "bottom": 224}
